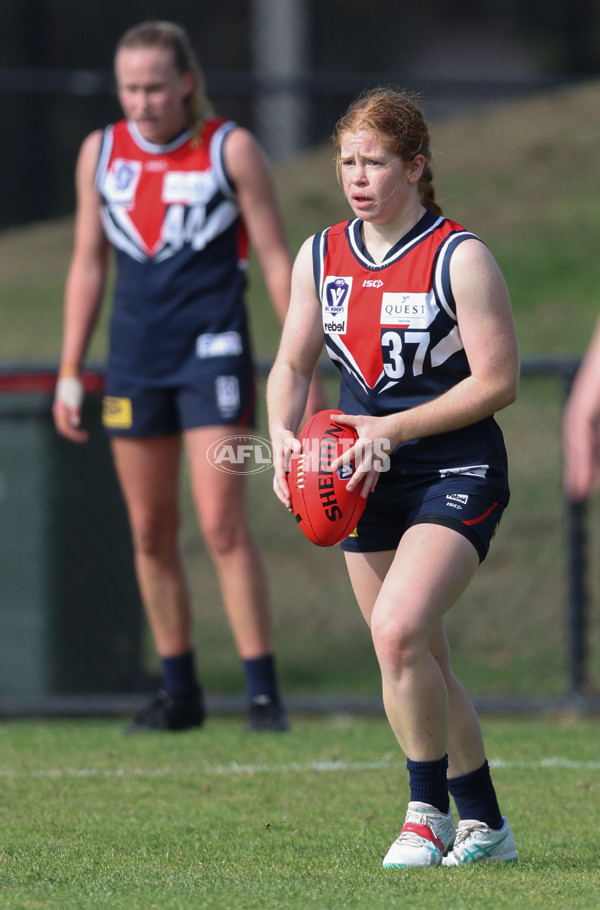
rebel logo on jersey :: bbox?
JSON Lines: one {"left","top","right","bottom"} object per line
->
{"left": 318, "top": 215, "right": 472, "bottom": 400}
{"left": 322, "top": 276, "right": 352, "bottom": 335}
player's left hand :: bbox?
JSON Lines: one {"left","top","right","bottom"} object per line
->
{"left": 329, "top": 412, "right": 393, "bottom": 497}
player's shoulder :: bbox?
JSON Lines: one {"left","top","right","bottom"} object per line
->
{"left": 220, "top": 120, "right": 259, "bottom": 154}
{"left": 433, "top": 215, "right": 487, "bottom": 261}
{"left": 327, "top": 219, "right": 352, "bottom": 237}
{"left": 436, "top": 215, "right": 483, "bottom": 247}
{"left": 199, "top": 115, "right": 231, "bottom": 142}
{"left": 79, "top": 119, "right": 124, "bottom": 159}
{"left": 221, "top": 121, "right": 269, "bottom": 182}
{"left": 439, "top": 215, "right": 466, "bottom": 233}
{"left": 294, "top": 234, "right": 318, "bottom": 269}
{"left": 312, "top": 219, "right": 352, "bottom": 248}
{"left": 80, "top": 128, "right": 104, "bottom": 152}
{"left": 76, "top": 129, "right": 106, "bottom": 178}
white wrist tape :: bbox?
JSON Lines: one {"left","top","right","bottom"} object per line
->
{"left": 56, "top": 375, "right": 84, "bottom": 411}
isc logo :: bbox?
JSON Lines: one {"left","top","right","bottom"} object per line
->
{"left": 363, "top": 279, "right": 384, "bottom": 288}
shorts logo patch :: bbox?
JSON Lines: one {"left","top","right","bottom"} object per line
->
{"left": 439, "top": 464, "right": 489, "bottom": 479}
{"left": 102, "top": 396, "right": 133, "bottom": 429}
{"left": 196, "top": 331, "right": 243, "bottom": 359}
{"left": 446, "top": 493, "right": 469, "bottom": 506}
{"left": 216, "top": 375, "right": 240, "bottom": 419}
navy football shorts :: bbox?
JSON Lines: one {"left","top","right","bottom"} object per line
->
{"left": 340, "top": 475, "right": 508, "bottom": 563}
{"left": 101, "top": 367, "right": 256, "bottom": 436}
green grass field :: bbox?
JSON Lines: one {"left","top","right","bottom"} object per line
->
{"left": 3, "top": 715, "right": 600, "bottom": 909}
{"left": 3, "top": 81, "right": 600, "bottom": 907}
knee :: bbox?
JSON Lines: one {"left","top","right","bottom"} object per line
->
{"left": 130, "top": 508, "right": 179, "bottom": 558}
{"left": 200, "top": 512, "right": 248, "bottom": 558}
{"left": 371, "top": 612, "right": 422, "bottom": 677}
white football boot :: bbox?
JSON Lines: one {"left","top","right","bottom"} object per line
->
{"left": 442, "top": 817, "right": 517, "bottom": 866}
{"left": 383, "top": 801, "right": 456, "bottom": 868}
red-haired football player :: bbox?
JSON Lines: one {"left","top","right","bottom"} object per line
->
{"left": 268, "top": 87, "right": 519, "bottom": 868}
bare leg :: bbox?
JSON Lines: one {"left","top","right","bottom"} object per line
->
{"left": 185, "top": 426, "right": 271, "bottom": 659}
{"left": 111, "top": 435, "right": 192, "bottom": 657}
{"left": 345, "top": 524, "right": 481, "bottom": 764}
{"left": 430, "top": 622, "right": 486, "bottom": 777}
{"left": 345, "top": 524, "right": 511, "bottom": 867}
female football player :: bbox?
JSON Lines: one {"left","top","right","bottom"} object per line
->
{"left": 53, "top": 20, "right": 323, "bottom": 733}
{"left": 267, "top": 87, "right": 519, "bottom": 867}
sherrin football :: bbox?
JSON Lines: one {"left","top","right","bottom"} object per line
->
{"left": 287, "top": 409, "right": 367, "bottom": 547}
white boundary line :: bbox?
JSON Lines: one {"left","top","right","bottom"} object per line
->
{"left": 1, "top": 756, "right": 599, "bottom": 780}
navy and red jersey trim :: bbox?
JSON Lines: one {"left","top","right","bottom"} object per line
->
{"left": 95, "top": 117, "right": 253, "bottom": 386}
{"left": 312, "top": 210, "right": 479, "bottom": 415}
{"left": 312, "top": 208, "right": 510, "bottom": 503}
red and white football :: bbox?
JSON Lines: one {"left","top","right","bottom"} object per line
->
{"left": 287, "top": 409, "right": 367, "bottom": 547}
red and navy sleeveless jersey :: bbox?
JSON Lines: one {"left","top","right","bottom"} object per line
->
{"left": 313, "top": 210, "right": 509, "bottom": 495}
{"left": 96, "top": 118, "right": 252, "bottom": 384}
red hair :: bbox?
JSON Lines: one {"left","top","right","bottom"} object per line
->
{"left": 333, "top": 87, "right": 442, "bottom": 217}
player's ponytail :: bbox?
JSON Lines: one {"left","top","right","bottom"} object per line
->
{"left": 418, "top": 158, "right": 443, "bottom": 217}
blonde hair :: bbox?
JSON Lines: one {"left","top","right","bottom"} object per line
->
{"left": 116, "top": 20, "right": 214, "bottom": 137}
{"left": 332, "top": 86, "right": 443, "bottom": 217}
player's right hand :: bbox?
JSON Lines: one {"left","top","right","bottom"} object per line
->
{"left": 269, "top": 426, "right": 301, "bottom": 511}
{"left": 53, "top": 372, "right": 89, "bottom": 443}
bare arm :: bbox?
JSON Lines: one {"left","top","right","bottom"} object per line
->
{"left": 391, "top": 238, "right": 519, "bottom": 436}
{"left": 266, "top": 237, "right": 326, "bottom": 507}
{"left": 332, "top": 238, "right": 520, "bottom": 493}
{"left": 53, "top": 130, "right": 110, "bottom": 442}
{"left": 563, "top": 316, "right": 600, "bottom": 501}
{"left": 225, "top": 127, "right": 327, "bottom": 415}
{"left": 224, "top": 127, "right": 292, "bottom": 324}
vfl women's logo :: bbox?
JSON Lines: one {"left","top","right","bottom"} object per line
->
{"left": 115, "top": 161, "right": 137, "bottom": 191}
{"left": 323, "top": 276, "right": 352, "bottom": 334}
{"left": 105, "top": 158, "right": 142, "bottom": 205}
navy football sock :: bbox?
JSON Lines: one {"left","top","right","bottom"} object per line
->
{"left": 448, "top": 759, "right": 503, "bottom": 829}
{"left": 160, "top": 650, "right": 199, "bottom": 697}
{"left": 242, "top": 654, "right": 279, "bottom": 702}
{"left": 406, "top": 754, "right": 450, "bottom": 815}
